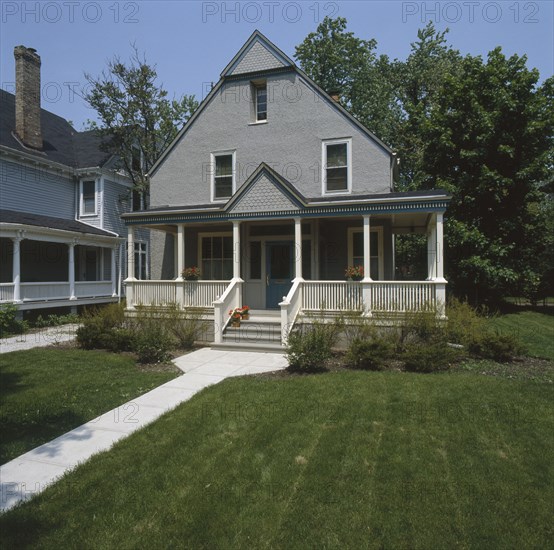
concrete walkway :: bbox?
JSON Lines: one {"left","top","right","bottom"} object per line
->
{"left": 0, "top": 324, "right": 80, "bottom": 353}
{"left": 0, "top": 348, "right": 287, "bottom": 512}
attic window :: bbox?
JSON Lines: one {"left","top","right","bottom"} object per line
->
{"left": 211, "top": 151, "right": 236, "bottom": 201}
{"left": 255, "top": 83, "right": 267, "bottom": 121}
{"left": 323, "top": 139, "right": 352, "bottom": 194}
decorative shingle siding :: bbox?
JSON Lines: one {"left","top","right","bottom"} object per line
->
{"left": 228, "top": 173, "right": 299, "bottom": 214}
{"left": 230, "top": 41, "right": 284, "bottom": 75}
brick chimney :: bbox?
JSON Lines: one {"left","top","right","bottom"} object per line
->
{"left": 14, "top": 45, "right": 42, "bottom": 150}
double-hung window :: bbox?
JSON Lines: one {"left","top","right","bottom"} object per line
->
{"left": 80, "top": 180, "right": 97, "bottom": 216}
{"left": 255, "top": 83, "right": 267, "bottom": 122}
{"left": 211, "top": 151, "right": 235, "bottom": 201}
{"left": 199, "top": 233, "right": 233, "bottom": 280}
{"left": 323, "top": 139, "right": 351, "bottom": 194}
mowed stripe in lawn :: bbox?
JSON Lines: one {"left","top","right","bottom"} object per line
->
{"left": 0, "top": 371, "right": 552, "bottom": 549}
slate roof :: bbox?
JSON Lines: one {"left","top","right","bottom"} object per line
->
{"left": 0, "top": 89, "right": 113, "bottom": 168}
{"left": 0, "top": 209, "right": 117, "bottom": 237}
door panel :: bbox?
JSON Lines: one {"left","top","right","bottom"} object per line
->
{"left": 266, "top": 242, "right": 293, "bottom": 309}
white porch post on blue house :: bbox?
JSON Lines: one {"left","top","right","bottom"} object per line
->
{"left": 12, "top": 234, "right": 22, "bottom": 303}
{"left": 232, "top": 220, "right": 242, "bottom": 308}
{"left": 427, "top": 212, "right": 447, "bottom": 317}
{"left": 176, "top": 224, "right": 185, "bottom": 280}
{"left": 125, "top": 226, "right": 136, "bottom": 309}
{"left": 111, "top": 246, "right": 118, "bottom": 297}
{"left": 362, "top": 215, "right": 372, "bottom": 316}
{"left": 68, "top": 241, "right": 76, "bottom": 300}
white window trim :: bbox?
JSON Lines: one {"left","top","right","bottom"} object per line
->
{"left": 210, "top": 150, "right": 236, "bottom": 203}
{"left": 197, "top": 231, "right": 233, "bottom": 281}
{"left": 347, "top": 226, "right": 384, "bottom": 280}
{"left": 254, "top": 82, "right": 267, "bottom": 123}
{"left": 79, "top": 179, "right": 98, "bottom": 217}
{"left": 322, "top": 138, "right": 352, "bottom": 196}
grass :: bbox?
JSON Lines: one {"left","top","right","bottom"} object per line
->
{"left": 487, "top": 309, "right": 554, "bottom": 360}
{"left": 0, "top": 348, "right": 178, "bottom": 464}
{"left": 1, "top": 370, "right": 552, "bottom": 548}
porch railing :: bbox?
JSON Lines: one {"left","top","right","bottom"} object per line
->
{"left": 129, "top": 280, "right": 229, "bottom": 309}
{"left": 0, "top": 283, "right": 15, "bottom": 303}
{"left": 301, "top": 280, "right": 444, "bottom": 314}
{"left": 21, "top": 282, "right": 70, "bottom": 302}
{"left": 213, "top": 279, "right": 242, "bottom": 344}
{"left": 75, "top": 281, "right": 113, "bottom": 298}
{"left": 280, "top": 279, "right": 303, "bottom": 343}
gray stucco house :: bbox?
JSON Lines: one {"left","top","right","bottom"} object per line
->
{"left": 0, "top": 46, "right": 146, "bottom": 316}
{"left": 122, "top": 31, "right": 449, "bottom": 349}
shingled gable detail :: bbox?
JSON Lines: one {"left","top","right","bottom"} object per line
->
{"left": 225, "top": 168, "right": 303, "bottom": 214}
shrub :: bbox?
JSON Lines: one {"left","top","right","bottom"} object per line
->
{"left": 33, "top": 312, "right": 79, "bottom": 328}
{"left": 165, "top": 304, "right": 208, "bottom": 349}
{"left": 346, "top": 337, "right": 394, "bottom": 371}
{"left": 102, "top": 327, "right": 136, "bottom": 352}
{"left": 134, "top": 329, "right": 172, "bottom": 363}
{"left": 400, "top": 307, "right": 446, "bottom": 345}
{"left": 0, "top": 303, "right": 27, "bottom": 336}
{"left": 403, "top": 342, "right": 461, "bottom": 373}
{"left": 468, "top": 331, "right": 524, "bottom": 362}
{"left": 446, "top": 298, "right": 487, "bottom": 346}
{"left": 286, "top": 319, "right": 341, "bottom": 372}
{"left": 76, "top": 303, "right": 126, "bottom": 350}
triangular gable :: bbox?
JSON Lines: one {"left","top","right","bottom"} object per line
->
{"left": 221, "top": 30, "right": 294, "bottom": 77}
{"left": 225, "top": 164, "right": 305, "bottom": 215}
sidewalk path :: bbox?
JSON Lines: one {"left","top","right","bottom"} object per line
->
{"left": 0, "top": 324, "right": 80, "bottom": 353}
{"left": 0, "top": 348, "right": 287, "bottom": 512}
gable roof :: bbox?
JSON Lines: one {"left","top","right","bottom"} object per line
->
{"left": 225, "top": 163, "right": 305, "bottom": 214}
{"left": 0, "top": 89, "right": 114, "bottom": 169}
{"left": 221, "top": 30, "right": 295, "bottom": 77}
{"left": 149, "top": 30, "right": 393, "bottom": 178}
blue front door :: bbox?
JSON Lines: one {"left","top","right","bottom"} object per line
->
{"left": 266, "top": 242, "right": 293, "bottom": 309}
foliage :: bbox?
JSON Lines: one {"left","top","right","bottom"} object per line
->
{"left": 0, "top": 303, "right": 27, "bottom": 337}
{"left": 181, "top": 266, "right": 201, "bottom": 280}
{"left": 134, "top": 329, "right": 172, "bottom": 364}
{"left": 403, "top": 342, "right": 461, "bottom": 372}
{"left": 286, "top": 318, "right": 342, "bottom": 372}
{"left": 468, "top": 331, "right": 525, "bottom": 363}
{"left": 345, "top": 337, "right": 394, "bottom": 371}
{"left": 164, "top": 304, "right": 208, "bottom": 349}
{"left": 399, "top": 307, "right": 446, "bottom": 345}
{"left": 345, "top": 265, "right": 364, "bottom": 280}
{"left": 445, "top": 298, "right": 488, "bottom": 347}
{"left": 76, "top": 303, "right": 126, "bottom": 350}
{"left": 33, "top": 312, "right": 80, "bottom": 328}
{"left": 84, "top": 45, "right": 198, "bottom": 207}
{"left": 296, "top": 19, "right": 554, "bottom": 304}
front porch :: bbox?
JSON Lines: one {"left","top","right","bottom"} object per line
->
{"left": 124, "top": 209, "right": 447, "bottom": 347}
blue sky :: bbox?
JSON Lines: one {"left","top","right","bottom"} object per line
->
{"left": 1, "top": 0, "right": 553, "bottom": 129}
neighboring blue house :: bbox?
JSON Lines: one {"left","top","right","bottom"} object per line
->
{"left": 0, "top": 46, "right": 146, "bottom": 316}
{"left": 122, "top": 31, "right": 450, "bottom": 349}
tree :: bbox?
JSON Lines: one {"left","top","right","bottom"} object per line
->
{"left": 84, "top": 45, "right": 198, "bottom": 208}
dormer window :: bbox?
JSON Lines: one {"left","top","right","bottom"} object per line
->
{"left": 255, "top": 83, "right": 267, "bottom": 121}
{"left": 211, "top": 151, "right": 236, "bottom": 201}
{"left": 80, "top": 179, "right": 97, "bottom": 216}
{"left": 323, "top": 138, "right": 352, "bottom": 195}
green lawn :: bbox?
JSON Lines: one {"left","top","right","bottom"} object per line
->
{"left": 487, "top": 310, "right": 554, "bottom": 360}
{"left": 0, "top": 348, "right": 178, "bottom": 464}
{"left": 1, "top": 370, "right": 552, "bottom": 548}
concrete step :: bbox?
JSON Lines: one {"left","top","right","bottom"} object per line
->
{"left": 211, "top": 341, "right": 285, "bottom": 353}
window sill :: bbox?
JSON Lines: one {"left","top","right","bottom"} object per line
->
{"left": 79, "top": 213, "right": 98, "bottom": 218}
{"left": 248, "top": 120, "right": 268, "bottom": 126}
{"left": 323, "top": 190, "right": 352, "bottom": 197}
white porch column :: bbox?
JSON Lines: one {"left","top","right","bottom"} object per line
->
{"left": 111, "top": 246, "right": 117, "bottom": 297}
{"left": 125, "top": 226, "right": 136, "bottom": 281}
{"left": 362, "top": 215, "right": 372, "bottom": 316}
{"left": 12, "top": 235, "right": 22, "bottom": 303}
{"left": 435, "top": 212, "right": 447, "bottom": 318}
{"left": 232, "top": 221, "right": 242, "bottom": 280}
{"left": 176, "top": 224, "right": 185, "bottom": 280}
{"left": 294, "top": 217, "right": 303, "bottom": 281}
{"left": 68, "top": 241, "right": 76, "bottom": 300}
{"left": 427, "top": 215, "right": 437, "bottom": 280}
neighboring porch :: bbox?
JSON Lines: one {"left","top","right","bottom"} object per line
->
{"left": 0, "top": 212, "right": 123, "bottom": 313}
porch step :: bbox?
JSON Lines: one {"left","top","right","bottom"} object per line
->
{"left": 219, "top": 313, "right": 283, "bottom": 351}
{"left": 211, "top": 342, "right": 284, "bottom": 353}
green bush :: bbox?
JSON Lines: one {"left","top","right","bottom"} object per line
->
{"left": 33, "top": 312, "right": 79, "bottom": 328}
{"left": 446, "top": 298, "right": 487, "bottom": 346}
{"left": 403, "top": 343, "right": 461, "bottom": 373}
{"left": 346, "top": 337, "right": 394, "bottom": 371}
{"left": 468, "top": 331, "right": 524, "bottom": 362}
{"left": 76, "top": 303, "right": 126, "bottom": 350}
{"left": 0, "top": 303, "right": 28, "bottom": 337}
{"left": 165, "top": 304, "right": 208, "bottom": 349}
{"left": 102, "top": 327, "right": 136, "bottom": 353}
{"left": 400, "top": 307, "right": 446, "bottom": 345}
{"left": 286, "top": 320, "right": 341, "bottom": 372}
{"left": 134, "top": 329, "right": 172, "bottom": 364}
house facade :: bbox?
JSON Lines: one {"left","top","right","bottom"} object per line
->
{"left": 0, "top": 46, "right": 146, "bottom": 316}
{"left": 122, "top": 32, "right": 449, "bottom": 348}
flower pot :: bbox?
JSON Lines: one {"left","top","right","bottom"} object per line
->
{"left": 349, "top": 276, "right": 363, "bottom": 282}
{"left": 231, "top": 320, "right": 241, "bottom": 328}
{"left": 184, "top": 276, "right": 199, "bottom": 281}
{"left": 241, "top": 313, "right": 250, "bottom": 320}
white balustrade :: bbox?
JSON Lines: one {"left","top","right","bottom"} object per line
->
{"left": 280, "top": 279, "right": 303, "bottom": 344}
{"left": 0, "top": 283, "right": 15, "bottom": 302}
{"left": 20, "top": 282, "right": 70, "bottom": 301}
{"left": 371, "top": 282, "right": 437, "bottom": 313}
{"left": 74, "top": 281, "right": 113, "bottom": 298}
{"left": 213, "top": 279, "right": 242, "bottom": 344}
{"left": 302, "top": 281, "right": 362, "bottom": 311}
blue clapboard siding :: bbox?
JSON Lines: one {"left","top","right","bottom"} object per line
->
{"left": 0, "top": 159, "right": 75, "bottom": 219}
